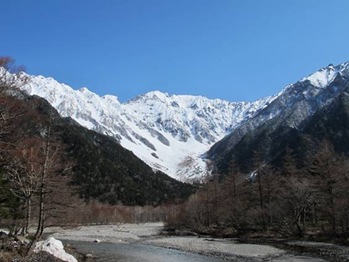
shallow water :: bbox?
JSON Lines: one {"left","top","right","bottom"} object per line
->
{"left": 65, "top": 240, "right": 225, "bottom": 262}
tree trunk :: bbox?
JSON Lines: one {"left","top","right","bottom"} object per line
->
{"left": 328, "top": 184, "right": 336, "bottom": 235}
{"left": 34, "top": 182, "right": 45, "bottom": 240}
{"left": 312, "top": 202, "right": 317, "bottom": 225}
{"left": 206, "top": 186, "right": 210, "bottom": 227}
{"left": 302, "top": 207, "right": 307, "bottom": 233}
{"left": 257, "top": 173, "right": 264, "bottom": 209}
{"left": 27, "top": 125, "right": 51, "bottom": 255}
{"left": 24, "top": 197, "right": 31, "bottom": 235}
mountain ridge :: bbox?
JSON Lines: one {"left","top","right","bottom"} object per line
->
{"left": 20, "top": 75, "right": 274, "bottom": 180}
{"left": 208, "top": 61, "right": 349, "bottom": 173}
{"left": 18, "top": 61, "right": 349, "bottom": 180}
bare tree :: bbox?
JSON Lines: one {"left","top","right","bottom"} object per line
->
{"left": 282, "top": 176, "right": 315, "bottom": 236}
{"left": 0, "top": 57, "right": 29, "bottom": 233}
{"left": 219, "top": 160, "right": 249, "bottom": 229}
{"left": 3, "top": 141, "right": 41, "bottom": 235}
{"left": 0, "top": 56, "right": 27, "bottom": 91}
{"left": 308, "top": 140, "right": 348, "bottom": 236}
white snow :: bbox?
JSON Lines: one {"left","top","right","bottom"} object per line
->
{"left": 302, "top": 64, "right": 338, "bottom": 88}
{"left": 34, "top": 237, "right": 77, "bottom": 262}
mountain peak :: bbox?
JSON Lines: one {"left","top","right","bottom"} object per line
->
{"left": 302, "top": 65, "right": 338, "bottom": 88}
{"left": 78, "top": 87, "right": 91, "bottom": 93}
{"left": 129, "top": 90, "right": 170, "bottom": 104}
{"left": 102, "top": 94, "right": 120, "bottom": 105}
{"left": 146, "top": 90, "right": 169, "bottom": 99}
{"left": 301, "top": 62, "right": 349, "bottom": 89}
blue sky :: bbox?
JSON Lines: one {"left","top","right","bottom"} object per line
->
{"left": 2, "top": 0, "right": 349, "bottom": 102}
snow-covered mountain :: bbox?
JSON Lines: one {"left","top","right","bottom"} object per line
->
{"left": 18, "top": 61, "right": 349, "bottom": 180}
{"left": 19, "top": 75, "right": 273, "bottom": 180}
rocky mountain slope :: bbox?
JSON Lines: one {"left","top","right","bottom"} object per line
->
{"left": 208, "top": 62, "right": 349, "bottom": 173}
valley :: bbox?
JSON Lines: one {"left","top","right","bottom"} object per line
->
{"left": 3, "top": 1, "right": 349, "bottom": 261}
{"left": 1, "top": 58, "right": 349, "bottom": 261}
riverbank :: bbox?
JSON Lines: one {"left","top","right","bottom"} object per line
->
{"left": 46, "top": 222, "right": 164, "bottom": 243}
{"left": 47, "top": 223, "right": 283, "bottom": 260}
{"left": 43, "top": 223, "right": 347, "bottom": 261}
{"left": 143, "top": 236, "right": 284, "bottom": 261}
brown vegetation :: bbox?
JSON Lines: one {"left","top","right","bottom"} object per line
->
{"left": 165, "top": 142, "right": 349, "bottom": 241}
{"left": 0, "top": 57, "right": 77, "bottom": 257}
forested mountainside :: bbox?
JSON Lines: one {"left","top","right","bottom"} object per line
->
{"left": 0, "top": 88, "right": 193, "bottom": 207}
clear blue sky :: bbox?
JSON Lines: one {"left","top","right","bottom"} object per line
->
{"left": 2, "top": 0, "right": 349, "bottom": 102}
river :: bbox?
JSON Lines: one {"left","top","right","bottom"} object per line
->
{"left": 63, "top": 239, "right": 330, "bottom": 262}
{"left": 65, "top": 240, "right": 225, "bottom": 262}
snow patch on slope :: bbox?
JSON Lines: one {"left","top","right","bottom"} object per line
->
{"left": 304, "top": 65, "right": 338, "bottom": 88}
